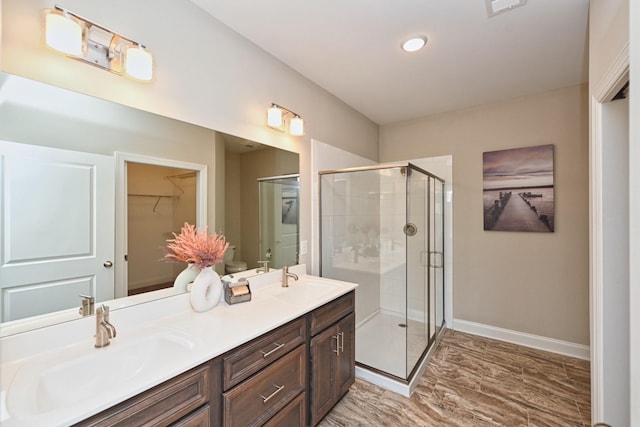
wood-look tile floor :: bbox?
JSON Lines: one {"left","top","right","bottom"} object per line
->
{"left": 320, "top": 329, "right": 591, "bottom": 426}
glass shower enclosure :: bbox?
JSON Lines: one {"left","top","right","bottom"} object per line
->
{"left": 258, "top": 174, "right": 300, "bottom": 269}
{"left": 319, "top": 163, "right": 444, "bottom": 383}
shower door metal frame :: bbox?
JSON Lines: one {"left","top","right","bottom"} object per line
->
{"left": 404, "top": 165, "right": 429, "bottom": 381}
{"left": 403, "top": 167, "right": 446, "bottom": 383}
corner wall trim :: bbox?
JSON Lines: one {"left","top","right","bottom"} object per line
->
{"left": 453, "top": 319, "right": 590, "bottom": 360}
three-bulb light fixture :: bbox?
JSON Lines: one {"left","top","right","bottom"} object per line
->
{"left": 267, "top": 103, "right": 304, "bottom": 136}
{"left": 43, "top": 5, "right": 153, "bottom": 81}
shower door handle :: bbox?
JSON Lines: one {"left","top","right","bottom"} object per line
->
{"left": 429, "top": 251, "right": 444, "bottom": 268}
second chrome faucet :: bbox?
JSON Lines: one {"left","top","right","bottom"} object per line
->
{"left": 95, "top": 305, "right": 117, "bottom": 348}
{"left": 281, "top": 266, "right": 299, "bottom": 287}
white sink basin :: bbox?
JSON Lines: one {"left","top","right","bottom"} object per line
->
{"left": 270, "top": 278, "right": 344, "bottom": 305}
{"left": 6, "top": 329, "right": 198, "bottom": 418}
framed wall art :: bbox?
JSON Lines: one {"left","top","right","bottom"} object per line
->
{"left": 483, "top": 144, "right": 554, "bottom": 232}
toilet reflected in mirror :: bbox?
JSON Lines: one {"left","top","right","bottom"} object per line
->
{"left": 223, "top": 245, "right": 247, "bottom": 274}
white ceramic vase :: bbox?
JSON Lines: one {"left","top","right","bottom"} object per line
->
{"left": 173, "top": 263, "right": 200, "bottom": 293}
{"left": 190, "top": 266, "right": 223, "bottom": 312}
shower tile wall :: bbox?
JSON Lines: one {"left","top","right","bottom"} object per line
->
{"left": 406, "top": 175, "right": 428, "bottom": 325}
{"left": 321, "top": 171, "right": 381, "bottom": 325}
{"left": 322, "top": 169, "right": 424, "bottom": 325}
{"left": 379, "top": 171, "right": 407, "bottom": 317}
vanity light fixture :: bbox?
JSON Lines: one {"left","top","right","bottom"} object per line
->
{"left": 43, "top": 5, "right": 154, "bottom": 81}
{"left": 266, "top": 103, "right": 304, "bottom": 136}
{"left": 401, "top": 36, "right": 427, "bottom": 53}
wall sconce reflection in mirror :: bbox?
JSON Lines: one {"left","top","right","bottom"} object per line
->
{"left": 43, "top": 5, "right": 154, "bottom": 82}
{"left": 267, "top": 103, "right": 304, "bottom": 136}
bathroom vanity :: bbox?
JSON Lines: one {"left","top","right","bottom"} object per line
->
{"left": 0, "top": 266, "right": 356, "bottom": 427}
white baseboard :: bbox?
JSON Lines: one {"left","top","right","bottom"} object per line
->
{"left": 453, "top": 319, "right": 590, "bottom": 360}
{"left": 129, "top": 275, "right": 173, "bottom": 290}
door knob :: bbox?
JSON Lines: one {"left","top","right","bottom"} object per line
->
{"left": 103, "top": 261, "right": 113, "bottom": 268}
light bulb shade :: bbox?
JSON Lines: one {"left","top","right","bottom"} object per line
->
{"left": 267, "top": 105, "right": 283, "bottom": 127}
{"left": 289, "top": 116, "right": 304, "bottom": 136}
{"left": 45, "top": 11, "right": 84, "bottom": 56}
{"left": 125, "top": 45, "right": 153, "bottom": 81}
{"left": 401, "top": 36, "right": 427, "bottom": 52}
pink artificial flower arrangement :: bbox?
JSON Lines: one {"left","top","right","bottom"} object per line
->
{"left": 165, "top": 222, "right": 230, "bottom": 269}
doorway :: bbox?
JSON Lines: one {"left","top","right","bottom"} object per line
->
{"left": 591, "top": 67, "right": 630, "bottom": 424}
{"left": 595, "top": 83, "right": 630, "bottom": 426}
{"left": 115, "top": 153, "right": 207, "bottom": 299}
{"left": 126, "top": 163, "right": 198, "bottom": 295}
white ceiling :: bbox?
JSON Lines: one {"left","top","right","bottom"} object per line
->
{"left": 190, "top": 0, "right": 589, "bottom": 125}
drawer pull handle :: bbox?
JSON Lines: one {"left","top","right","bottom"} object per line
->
{"left": 260, "top": 342, "right": 285, "bottom": 358}
{"left": 338, "top": 331, "right": 345, "bottom": 354}
{"left": 333, "top": 335, "right": 339, "bottom": 356}
{"left": 259, "top": 384, "right": 285, "bottom": 403}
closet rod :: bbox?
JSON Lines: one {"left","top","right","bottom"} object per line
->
{"left": 128, "top": 194, "right": 179, "bottom": 198}
{"left": 166, "top": 171, "right": 197, "bottom": 179}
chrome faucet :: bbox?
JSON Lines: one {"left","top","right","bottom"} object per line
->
{"left": 282, "top": 265, "right": 299, "bottom": 288}
{"left": 79, "top": 294, "right": 95, "bottom": 316}
{"left": 256, "top": 260, "right": 270, "bottom": 273}
{"left": 95, "top": 305, "right": 117, "bottom": 348}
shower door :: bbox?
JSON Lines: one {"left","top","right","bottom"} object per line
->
{"left": 432, "top": 179, "right": 445, "bottom": 337}
{"left": 405, "top": 167, "right": 429, "bottom": 378}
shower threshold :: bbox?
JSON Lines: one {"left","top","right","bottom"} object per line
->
{"left": 356, "top": 324, "right": 446, "bottom": 397}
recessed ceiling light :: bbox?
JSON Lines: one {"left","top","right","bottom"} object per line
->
{"left": 401, "top": 36, "right": 427, "bottom": 53}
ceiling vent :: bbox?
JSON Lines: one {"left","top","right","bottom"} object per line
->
{"left": 485, "top": 0, "right": 527, "bottom": 17}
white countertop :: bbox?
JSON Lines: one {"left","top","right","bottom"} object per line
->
{"left": 0, "top": 265, "right": 357, "bottom": 427}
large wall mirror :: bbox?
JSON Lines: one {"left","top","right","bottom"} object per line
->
{"left": 0, "top": 72, "right": 299, "bottom": 336}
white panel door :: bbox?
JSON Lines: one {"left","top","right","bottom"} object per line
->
{"left": 0, "top": 141, "right": 115, "bottom": 322}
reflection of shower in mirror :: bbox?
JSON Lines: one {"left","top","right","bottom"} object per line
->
{"left": 258, "top": 174, "right": 300, "bottom": 269}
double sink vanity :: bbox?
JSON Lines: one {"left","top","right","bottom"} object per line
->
{"left": 0, "top": 265, "right": 357, "bottom": 426}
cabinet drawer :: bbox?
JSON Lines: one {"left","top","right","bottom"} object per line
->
{"left": 173, "top": 405, "right": 210, "bottom": 427}
{"left": 223, "top": 345, "right": 306, "bottom": 427}
{"left": 223, "top": 317, "right": 306, "bottom": 390}
{"left": 309, "top": 291, "right": 354, "bottom": 336}
{"left": 75, "top": 364, "right": 210, "bottom": 427}
{"left": 263, "top": 392, "right": 306, "bottom": 427}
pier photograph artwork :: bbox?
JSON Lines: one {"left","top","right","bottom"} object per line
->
{"left": 483, "top": 144, "right": 554, "bottom": 232}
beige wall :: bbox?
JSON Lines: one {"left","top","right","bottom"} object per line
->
{"left": 629, "top": 1, "right": 639, "bottom": 423}
{"left": 589, "top": 0, "right": 629, "bottom": 91}
{"left": 1, "top": 0, "right": 380, "bottom": 270}
{"left": 224, "top": 151, "right": 242, "bottom": 255}
{"left": 380, "top": 84, "right": 589, "bottom": 345}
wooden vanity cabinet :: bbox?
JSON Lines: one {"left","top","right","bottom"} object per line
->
{"left": 74, "top": 358, "right": 221, "bottom": 427}
{"left": 220, "top": 317, "right": 307, "bottom": 427}
{"left": 74, "top": 290, "right": 355, "bottom": 427}
{"left": 308, "top": 292, "right": 355, "bottom": 426}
